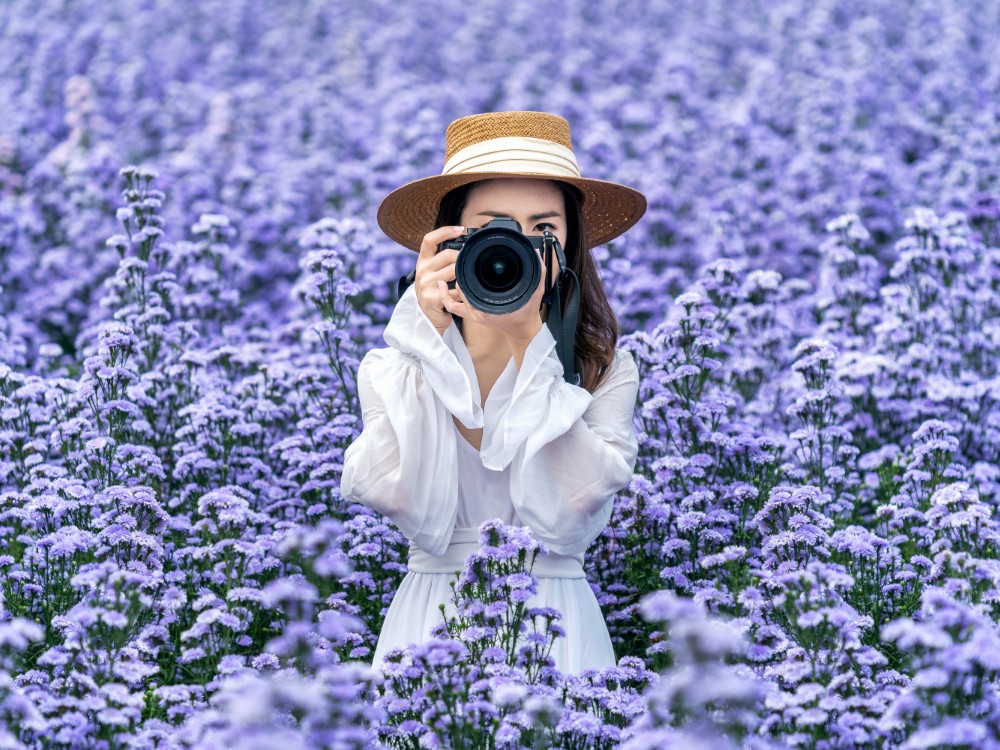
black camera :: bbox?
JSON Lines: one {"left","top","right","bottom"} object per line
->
{"left": 437, "top": 216, "right": 559, "bottom": 314}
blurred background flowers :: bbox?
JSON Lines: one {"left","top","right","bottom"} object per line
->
{"left": 1, "top": 0, "right": 999, "bottom": 747}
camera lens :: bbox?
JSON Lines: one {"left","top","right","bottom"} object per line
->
{"left": 454, "top": 224, "right": 541, "bottom": 313}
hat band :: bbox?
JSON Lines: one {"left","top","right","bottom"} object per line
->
{"left": 441, "top": 136, "right": 581, "bottom": 178}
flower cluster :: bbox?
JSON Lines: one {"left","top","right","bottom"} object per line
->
{"left": 374, "top": 519, "right": 658, "bottom": 749}
{"left": 1, "top": 0, "right": 999, "bottom": 747}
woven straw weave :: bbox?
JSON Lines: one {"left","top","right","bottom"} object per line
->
{"left": 444, "top": 111, "right": 574, "bottom": 161}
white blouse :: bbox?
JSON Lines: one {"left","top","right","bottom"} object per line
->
{"left": 340, "top": 284, "right": 640, "bottom": 674}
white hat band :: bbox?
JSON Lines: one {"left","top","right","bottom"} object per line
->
{"left": 442, "top": 136, "right": 581, "bottom": 178}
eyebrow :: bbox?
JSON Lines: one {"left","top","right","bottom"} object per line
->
{"left": 477, "top": 210, "right": 562, "bottom": 221}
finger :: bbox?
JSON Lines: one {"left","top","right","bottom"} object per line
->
{"left": 418, "top": 225, "right": 466, "bottom": 261}
{"left": 536, "top": 246, "right": 553, "bottom": 279}
{"left": 532, "top": 277, "right": 547, "bottom": 308}
{"left": 418, "top": 249, "right": 459, "bottom": 275}
{"left": 421, "top": 263, "right": 457, "bottom": 287}
{"left": 438, "top": 280, "right": 465, "bottom": 316}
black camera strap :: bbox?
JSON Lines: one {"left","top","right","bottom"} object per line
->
{"left": 397, "top": 269, "right": 416, "bottom": 299}
{"left": 546, "top": 268, "right": 581, "bottom": 386}
{"left": 541, "top": 232, "right": 581, "bottom": 386}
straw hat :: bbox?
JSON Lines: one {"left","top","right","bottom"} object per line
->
{"left": 376, "top": 111, "right": 647, "bottom": 252}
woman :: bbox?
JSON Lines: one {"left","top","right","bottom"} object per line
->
{"left": 340, "top": 110, "right": 646, "bottom": 675}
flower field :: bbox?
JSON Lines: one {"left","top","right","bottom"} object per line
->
{"left": 2, "top": 0, "right": 1000, "bottom": 747}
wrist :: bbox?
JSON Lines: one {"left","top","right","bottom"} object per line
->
{"left": 503, "top": 316, "right": 543, "bottom": 346}
{"left": 505, "top": 318, "right": 543, "bottom": 370}
{"left": 415, "top": 296, "right": 451, "bottom": 337}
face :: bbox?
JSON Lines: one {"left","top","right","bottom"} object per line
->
{"left": 459, "top": 178, "right": 567, "bottom": 274}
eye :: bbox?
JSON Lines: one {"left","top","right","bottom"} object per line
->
{"left": 535, "top": 222, "right": 556, "bottom": 232}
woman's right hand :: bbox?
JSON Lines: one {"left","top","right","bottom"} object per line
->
{"left": 414, "top": 225, "right": 466, "bottom": 335}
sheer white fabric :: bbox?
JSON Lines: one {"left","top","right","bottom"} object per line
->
{"left": 340, "top": 284, "right": 639, "bottom": 675}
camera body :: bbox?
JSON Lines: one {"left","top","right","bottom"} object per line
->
{"left": 437, "top": 216, "right": 559, "bottom": 314}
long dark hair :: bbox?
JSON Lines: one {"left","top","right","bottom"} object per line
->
{"left": 434, "top": 179, "right": 618, "bottom": 393}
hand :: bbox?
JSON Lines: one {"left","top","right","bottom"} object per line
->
{"left": 414, "top": 225, "right": 467, "bottom": 334}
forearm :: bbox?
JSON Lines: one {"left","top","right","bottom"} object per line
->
{"left": 341, "top": 350, "right": 463, "bottom": 556}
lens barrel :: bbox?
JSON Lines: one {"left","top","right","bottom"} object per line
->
{"left": 454, "top": 223, "right": 542, "bottom": 313}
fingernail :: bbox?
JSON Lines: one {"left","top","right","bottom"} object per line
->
{"left": 454, "top": 226, "right": 464, "bottom": 232}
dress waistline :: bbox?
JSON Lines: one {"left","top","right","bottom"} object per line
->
{"left": 407, "top": 528, "right": 586, "bottom": 579}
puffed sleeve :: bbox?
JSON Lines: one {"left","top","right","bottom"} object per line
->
{"left": 339, "top": 285, "right": 483, "bottom": 556}
{"left": 479, "top": 324, "right": 639, "bottom": 555}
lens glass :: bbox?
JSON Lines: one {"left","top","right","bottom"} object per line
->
{"left": 476, "top": 246, "right": 522, "bottom": 292}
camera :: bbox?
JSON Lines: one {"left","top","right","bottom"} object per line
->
{"left": 437, "top": 216, "right": 559, "bottom": 314}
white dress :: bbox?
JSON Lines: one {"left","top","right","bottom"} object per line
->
{"left": 340, "top": 284, "right": 640, "bottom": 675}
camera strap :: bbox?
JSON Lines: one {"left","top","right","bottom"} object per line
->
{"left": 541, "top": 233, "right": 581, "bottom": 387}
{"left": 546, "top": 268, "right": 581, "bottom": 387}
{"left": 397, "top": 269, "right": 416, "bottom": 299}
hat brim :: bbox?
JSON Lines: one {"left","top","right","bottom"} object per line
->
{"left": 377, "top": 171, "right": 647, "bottom": 252}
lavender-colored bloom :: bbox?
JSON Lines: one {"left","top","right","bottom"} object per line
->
{"left": 3, "top": 3, "right": 1000, "bottom": 748}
